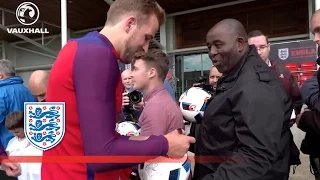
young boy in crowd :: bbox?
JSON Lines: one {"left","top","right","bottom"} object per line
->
{"left": 5, "top": 111, "right": 42, "bottom": 180}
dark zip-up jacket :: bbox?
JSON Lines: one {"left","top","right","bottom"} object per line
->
{"left": 194, "top": 46, "right": 292, "bottom": 180}
{"left": 298, "top": 58, "right": 320, "bottom": 156}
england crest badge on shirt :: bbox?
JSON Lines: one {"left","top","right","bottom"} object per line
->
{"left": 24, "top": 102, "right": 65, "bottom": 151}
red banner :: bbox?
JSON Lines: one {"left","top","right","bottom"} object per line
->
{"left": 269, "top": 39, "right": 317, "bottom": 65}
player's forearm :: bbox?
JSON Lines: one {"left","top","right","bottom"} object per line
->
{"left": 86, "top": 135, "right": 168, "bottom": 172}
{"left": 129, "top": 136, "right": 149, "bottom": 141}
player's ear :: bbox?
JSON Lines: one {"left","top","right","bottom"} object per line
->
{"left": 124, "top": 16, "right": 137, "bottom": 34}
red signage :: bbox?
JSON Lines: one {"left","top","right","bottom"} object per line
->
{"left": 290, "top": 46, "right": 317, "bottom": 58}
{"left": 269, "top": 40, "right": 317, "bottom": 64}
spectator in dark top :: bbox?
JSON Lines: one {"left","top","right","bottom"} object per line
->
{"left": 298, "top": 72, "right": 320, "bottom": 136}
{"left": 248, "top": 29, "right": 301, "bottom": 169}
{"left": 299, "top": 72, "right": 320, "bottom": 180}
{"left": 295, "top": 8, "right": 320, "bottom": 142}
{"left": 296, "top": 10, "right": 320, "bottom": 180}
{"left": 300, "top": 74, "right": 318, "bottom": 109}
{"left": 194, "top": 19, "right": 292, "bottom": 180}
{"left": 248, "top": 30, "right": 303, "bottom": 116}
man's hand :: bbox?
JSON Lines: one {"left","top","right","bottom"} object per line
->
{"left": 1, "top": 159, "right": 21, "bottom": 177}
{"left": 164, "top": 129, "right": 196, "bottom": 157}
{"left": 296, "top": 109, "right": 311, "bottom": 126}
{"left": 122, "top": 92, "right": 130, "bottom": 107}
{"left": 133, "top": 98, "right": 144, "bottom": 111}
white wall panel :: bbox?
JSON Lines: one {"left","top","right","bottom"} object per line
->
{"left": 18, "top": 71, "right": 34, "bottom": 87}
{"left": 3, "top": 38, "right": 61, "bottom": 86}
{"left": 8, "top": 31, "right": 91, "bottom": 86}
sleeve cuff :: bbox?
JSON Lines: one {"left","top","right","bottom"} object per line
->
{"left": 0, "top": 152, "right": 7, "bottom": 163}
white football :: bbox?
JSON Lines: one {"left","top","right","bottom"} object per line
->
{"left": 179, "top": 87, "right": 211, "bottom": 123}
{"left": 116, "top": 121, "right": 141, "bottom": 136}
{"left": 138, "top": 155, "right": 191, "bottom": 180}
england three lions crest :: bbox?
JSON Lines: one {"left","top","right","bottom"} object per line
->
{"left": 24, "top": 102, "right": 65, "bottom": 151}
{"left": 278, "top": 48, "right": 289, "bottom": 60}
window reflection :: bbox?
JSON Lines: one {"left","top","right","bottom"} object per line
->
{"left": 184, "top": 54, "right": 202, "bottom": 72}
{"left": 174, "top": 53, "right": 213, "bottom": 99}
{"left": 202, "top": 54, "right": 212, "bottom": 71}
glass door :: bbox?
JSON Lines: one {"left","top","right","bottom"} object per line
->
{"left": 174, "top": 53, "right": 212, "bottom": 99}
{"left": 201, "top": 53, "right": 213, "bottom": 83}
{"left": 183, "top": 54, "right": 202, "bottom": 90}
{"left": 174, "top": 55, "right": 183, "bottom": 99}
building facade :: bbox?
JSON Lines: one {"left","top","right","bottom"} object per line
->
{"left": 157, "top": 0, "right": 319, "bottom": 98}
{"left": 0, "top": 0, "right": 319, "bottom": 99}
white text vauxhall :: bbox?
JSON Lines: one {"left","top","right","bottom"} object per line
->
{"left": 7, "top": 28, "right": 49, "bottom": 34}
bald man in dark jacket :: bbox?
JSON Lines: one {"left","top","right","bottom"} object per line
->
{"left": 194, "top": 19, "right": 291, "bottom": 180}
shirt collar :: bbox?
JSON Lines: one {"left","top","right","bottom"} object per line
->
{"left": 143, "top": 85, "right": 165, "bottom": 102}
{"left": 267, "top": 60, "right": 271, "bottom": 67}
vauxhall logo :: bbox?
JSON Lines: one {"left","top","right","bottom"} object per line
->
{"left": 7, "top": 2, "right": 49, "bottom": 34}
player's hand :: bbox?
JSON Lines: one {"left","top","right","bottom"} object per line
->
{"left": 122, "top": 92, "right": 130, "bottom": 107}
{"left": 133, "top": 98, "right": 144, "bottom": 111}
{"left": 164, "top": 129, "right": 195, "bottom": 158}
{"left": 1, "top": 159, "right": 21, "bottom": 177}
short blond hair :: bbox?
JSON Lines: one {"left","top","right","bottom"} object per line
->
{"left": 106, "top": 0, "right": 166, "bottom": 27}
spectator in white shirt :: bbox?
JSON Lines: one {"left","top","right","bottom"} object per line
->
{"left": 5, "top": 111, "right": 42, "bottom": 180}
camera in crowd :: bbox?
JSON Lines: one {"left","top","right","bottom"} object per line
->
{"left": 128, "top": 90, "right": 143, "bottom": 105}
{"left": 194, "top": 76, "right": 214, "bottom": 95}
{"left": 123, "top": 90, "right": 143, "bottom": 122}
